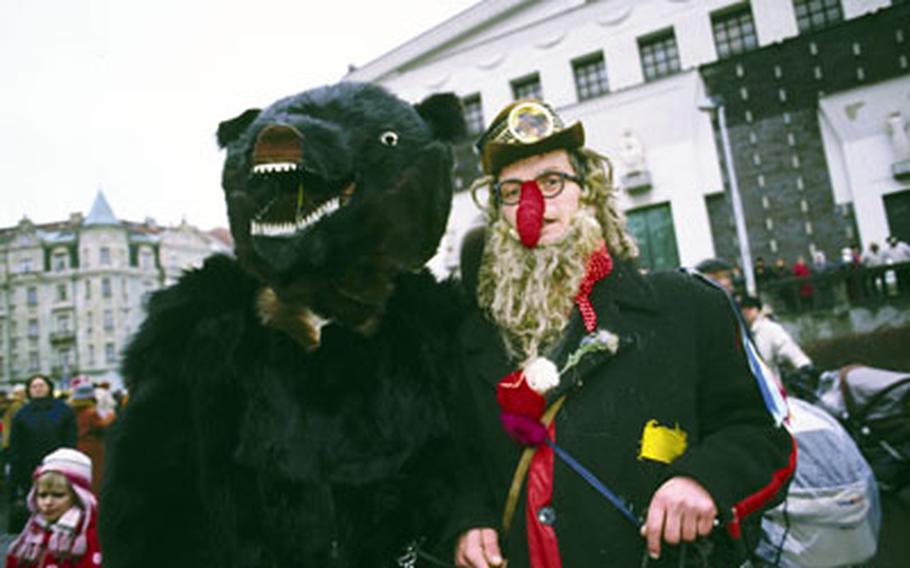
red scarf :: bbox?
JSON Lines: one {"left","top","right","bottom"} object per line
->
{"left": 525, "top": 242, "right": 612, "bottom": 568}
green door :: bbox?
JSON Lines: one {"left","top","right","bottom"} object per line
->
{"left": 884, "top": 189, "right": 910, "bottom": 242}
{"left": 626, "top": 202, "right": 680, "bottom": 271}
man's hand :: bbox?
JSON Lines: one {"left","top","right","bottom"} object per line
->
{"left": 640, "top": 476, "right": 717, "bottom": 560}
{"left": 455, "top": 527, "right": 504, "bottom": 568}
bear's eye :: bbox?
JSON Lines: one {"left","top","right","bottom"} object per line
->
{"left": 379, "top": 131, "right": 399, "bottom": 147}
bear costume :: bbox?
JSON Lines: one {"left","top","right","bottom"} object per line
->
{"left": 100, "top": 83, "right": 467, "bottom": 567}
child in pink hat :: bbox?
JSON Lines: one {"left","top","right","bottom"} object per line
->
{"left": 6, "top": 448, "right": 102, "bottom": 568}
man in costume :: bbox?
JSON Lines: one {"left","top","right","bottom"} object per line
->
{"left": 100, "top": 83, "right": 467, "bottom": 567}
{"left": 450, "top": 100, "right": 794, "bottom": 567}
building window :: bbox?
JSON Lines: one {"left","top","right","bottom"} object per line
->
{"left": 793, "top": 0, "right": 843, "bottom": 33}
{"left": 461, "top": 94, "right": 485, "bottom": 136}
{"left": 28, "top": 352, "right": 39, "bottom": 372}
{"left": 100, "top": 247, "right": 111, "bottom": 266}
{"left": 86, "top": 311, "right": 93, "bottom": 334}
{"left": 511, "top": 73, "right": 543, "bottom": 100}
{"left": 18, "top": 257, "right": 34, "bottom": 273}
{"left": 58, "top": 349, "right": 72, "bottom": 371}
{"left": 638, "top": 29, "right": 681, "bottom": 82}
{"left": 56, "top": 284, "right": 67, "bottom": 302}
{"left": 27, "top": 319, "right": 38, "bottom": 338}
{"left": 88, "top": 344, "right": 95, "bottom": 366}
{"left": 711, "top": 3, "right": 758, "bottom": 59}
{"left": 52, "top": 252, "right": 68, "bottom": 272}
{"left": 140, "top": 248, "right": 155, "bottom": 270}
{"left": 26, "top": 286, "right": 38, "bottom": 306}
{"left": 103, "top": 310, "right": 114, "bottom": 333}
{"left": 572, "top": 52, "right": 610, "bottom": 101}
{"left": 57, "top": 314, "right": 71, "bottom": 333}
{"left": 101, "top": 277, "right": 112, "bottom": 299}
{"left": 105, "top": 342, "right": 117, "bottom": 364}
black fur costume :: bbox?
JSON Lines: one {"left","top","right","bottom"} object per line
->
{"left": 100, "top": 83, "right": 467, "bottom": 567}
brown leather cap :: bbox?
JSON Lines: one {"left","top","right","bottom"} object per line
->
{"left": 475, "top": 99, "right": 585, "bottom": 175}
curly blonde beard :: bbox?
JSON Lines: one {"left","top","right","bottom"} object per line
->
{"left": 477, "top": 209, "right": 604, "bottom": 365}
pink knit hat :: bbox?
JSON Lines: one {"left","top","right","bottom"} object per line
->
{"left": 28, "top": 448, "right": 97, "bottom": 512}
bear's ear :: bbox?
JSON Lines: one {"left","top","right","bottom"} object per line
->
{"left": 216, "top": 108, "right": 262, "bottom": 148}
{"left": 415, "top": 93, "right": 466, "bottom": 143}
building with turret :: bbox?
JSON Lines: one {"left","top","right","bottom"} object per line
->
{"left": 0, "top": 192, "right": 232, "bottom": 387}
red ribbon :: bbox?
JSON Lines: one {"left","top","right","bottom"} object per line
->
{"left": 526, "top": 420, "right": 561, "bottom": 568}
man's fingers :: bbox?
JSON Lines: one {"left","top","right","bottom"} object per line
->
{"left": 696, "top": 512, "right": 716, "bottom": 537}
{"left": 480, "top": 528, "right": 503, "bottom": 566}
{"left": 680, "top": 509, "right": 698, "bottom": 542}
{"left": 456, "top": 529, "right": 488, "bottom": 568}
{"left": 643, "top": 500, "right": 666, "bottom": 559}
{"left": 455, "top": 528, "right": 503, "bottom": 568}
{"left": 644, "top": 477, "right": 719, "bottom": 559}
{"left": 662, "top": 503, "right": 682, "bottom": 545}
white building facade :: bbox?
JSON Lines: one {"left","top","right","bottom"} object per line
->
{"left": 0, "top": 192, "right": 231, "bottom": 387}
{"left": 346, "top": 0, "right": 908, "bottom": 277}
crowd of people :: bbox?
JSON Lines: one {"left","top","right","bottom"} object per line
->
{"left": 0, "top": 374, "right": 124, "bottom": 567}
{"left": 708, "top": 236, "right": 910, "bottom": 315}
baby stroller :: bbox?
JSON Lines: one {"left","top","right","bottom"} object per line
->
{"left": 755, "top": 397, "right": 881, "bottom": 567}
{"left": 813, "top": 365, "right": 910, "bottom": 494}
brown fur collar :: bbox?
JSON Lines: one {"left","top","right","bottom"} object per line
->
{"left": 256, "top": 287, "right": 330, "bottom": 351}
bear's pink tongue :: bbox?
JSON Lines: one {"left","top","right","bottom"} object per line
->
{"left": 516, "top": 180, "right": 544, "bottom": 248}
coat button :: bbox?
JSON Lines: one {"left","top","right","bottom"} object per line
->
{"left": 536, "top": 505, "right": 556, "bottom": 526}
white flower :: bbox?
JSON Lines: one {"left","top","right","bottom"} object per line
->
{"left": 595, "top": 329, "right": 620, "bottom": 354}
{"left": 524, "top": 357, "right": 560, "bottom": 394}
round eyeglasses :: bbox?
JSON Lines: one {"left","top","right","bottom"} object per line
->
{"left": 494, "top": 172, "right": 583, "bottom": 205}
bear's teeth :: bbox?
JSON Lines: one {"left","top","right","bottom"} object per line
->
{"left": 251, "top": 197, "right": 341, "bottom": 237}
{"left": 252, "top": 162, "right": 298, "bottom": 175}
{"left": 250, "top": 220, "right": 299, "bottom": 237}
{"left": 295, "top": 197, "right": 340, "bottom": 231}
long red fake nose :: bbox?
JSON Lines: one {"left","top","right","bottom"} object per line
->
{"left": 516, "top": 180, "right": 544, "bottom": 249}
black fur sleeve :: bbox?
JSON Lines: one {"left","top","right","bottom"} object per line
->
{"left": 100, "top": 255, "right": 257, "bottom": 567}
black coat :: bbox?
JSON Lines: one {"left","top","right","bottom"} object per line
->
{"left": 100, "top": 255, "right": 463, "bottom": 567}
{"left": 8, "top": 398, "right": 77, "bottom": 495}
{"left": 449, "top": 261, "right": 793, "bottom": 567}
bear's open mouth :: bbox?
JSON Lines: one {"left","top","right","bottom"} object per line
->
{"left": 247, "top": 124, "right": 354, "bottom": 238}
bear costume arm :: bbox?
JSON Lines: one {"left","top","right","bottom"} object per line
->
{"left": 100, "top": 255, "right": 258, "bottom": 566}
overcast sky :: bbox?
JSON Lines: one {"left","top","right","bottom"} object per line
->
{"left": 0, "top": 0, "right": 478, "bottom": 230}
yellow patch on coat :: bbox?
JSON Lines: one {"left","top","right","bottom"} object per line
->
{"left": 638, "top": 419, "right": 687, "bottom": 464}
